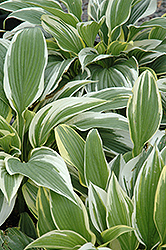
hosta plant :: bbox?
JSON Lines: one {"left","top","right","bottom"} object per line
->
{"left": 0, "top": 0, "right": 165, "bottom": 249}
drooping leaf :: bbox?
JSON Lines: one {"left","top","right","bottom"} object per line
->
{"left": 41, "top": 56, "right": 76, "bottom": 100}
{"left": 29, "top": 97, "right": 106, "bottom": 148}
{"left": 132, "top": 147, "right": 162, "bottom": 249}
{"left": 106, "top": 173, "right": 138, "bottom": 250}
{"left": 36, "top": 187, "right": 56, "bottom": 236}
{"left": 66, "top": 112, "right": 129, "bottom": 132}
{"left": 85, "top": 129, "right": 109, "bottom": 189}
{"left": 5, "top": 147, "right": 76, "bottom": 203}
{"left": 89, "top": 183, "right": 107, "bottom": 233}
{"left": 85, "top": 87, "right": 132, "bottom": 111}
{"left": 99, "top": 128, "right": 133, "bottom": 155}
{"left": 41, "top": 15, "right": 85, "bottom": 55}
{"left": 0, "top": 156, "right": 23, "bottom": 204}
{"left": 127, "top": 70, "right": 162, "bottom": 156}
{"left": 52, "top": 80, "right": 92, "bottom": 100}
{"left": 25, "top": 230, "right": 87, "bottom": 249}
{"left": 0, "top": 190, "right": 16, "bottom": 226}
{"left": 0, "top": 1, "right": 31, "bottom": 11}
{"left": 6, "top": 7, "right": 46, "bottom": 25}
{"left": 50, "top": 191, "right": 95, "bottom": 243}
{"left": 154, "top": 166, "right": 166, "bottom": 245}
{"left": 55, "top": 124, "right": 86, "bottom": 186}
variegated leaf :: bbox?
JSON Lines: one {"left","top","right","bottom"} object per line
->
{"left": 127, "top": 70, "right": 162, "bottom": 156}
{"left": 5, "top": 147, "right": 76, "bottom": 203}
{"left": 132, "top": 147, "right": 162, "bottom": 249}
{"left": 41, "top": 15, "right": 85, "bottom": 55}
{"left": 29, "top": 97, "right": 106, "bottom": 148}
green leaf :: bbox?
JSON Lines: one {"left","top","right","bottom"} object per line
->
{"left": 88, "top": 0, "right": 109, "bottom": 22}
{"left": 0, "top": 156, "right": 23, "bottom": 204}
{"left": 66, "top": 112, "right": 129, "bottom": 132}
{"left": 42, "top": 57, "right": 76, "bottom": 100}
{"left": 22, "top": 180, "right": 38, "bottom": 219}
{"left": 0, "top": 39, "right": 11, "bottom": 121}
{"left": 50, "top": 191, "right": 95, "bottom": 243}
{"left": 41, "top": 15, "right": 85, "bottom": 55}
{"left": 25, "top": 230, "right": 87, "bottom": 249}
{"left": 0, "top": 115, "right": 21, "bottom": 153}
{"left": 109, "top": 154, "right": 126, "bottom": 180}
{"left": 36, "top": 187, "right": 56, "bottom": 236}
{"left": 154, "top": 166, "right": 166, "bottom": 245}
{"left": 0, "top": 189, "right": 16, "bottom": 226}
{"left": 99, "top": 128, "right": 133, "bottom": 155}
{"left": 149, "top": 26, "right": 166, "bottom": 40}
{"left": 4, "top": 27, "right": 47, "bottom": 115}
{"left": 1, "top": 228, "right": 34, "bottom": 250}
{"left": 5, "top": 147, "right": 76, "bottom": 203}
{"left": 87, "top": 57, "right": 138, "bottom": 90}
{"left": 85, "top": 129, "right": 109, "bottom": 189}
{"left": 78, "top": 47, "right": 112, "bottom": 72}
{"left": 101, "top": 225, "right": 135, "bottom": 247}
{"left": 148, "top": 54, "right": 166, "bottom": 75}
{"left": 132, "top": 147, "right": 162, "bottom": 249}
{"left": 0, "top": 1, "right": 31, "bottom": 11}
{"left": 140, "top": 17, "right": 166, "bottom": 30}
{"left": 127, "top": 70, "right": 162, "bottom": 156}
{"left": 89, "top": 183, "right": 107, "bottom": 233}
{"left": 77, "top": 18, "right": 104, "bottom": 47}
{"left": 106, "top": 0, "right": 133, "bottom": 34}
{"left": 52, "top": 80, "right": 92, "bottom": 100}
{"left": 119, "top": 150, "right": 152, "bottom": 198}
{"left": 106, "top": 173, "right": 138, "bottom": 250}
{"left": 128, "top": 0, "right": 157, "bottom": 24}
{"left": 107, "top": 41, "right": 128, "bottom": 55}
{"left": 60, "top": 0, "right": 82, "bottom": 21}
{"left": 55, "top": 124, "right": 86, "bottom": 186}
{"left": 41, "top": 8, "right": 79, "bottom": 27}
{"left": 6, "top": 7, "right": 46, "bottom": 25}
{"left": 18, "top": 212, "right": 37, "bottom": 239}
{"left": 161, "top": 147, "right": 166, "bottom": 165}
{"left": 85, "top": 87, "right": 132, "bottom": 111}
{"left": 29, "top": 97, "right": 106, "bottom": 148}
